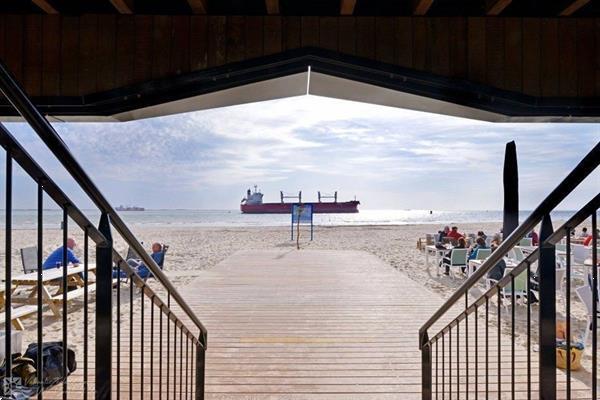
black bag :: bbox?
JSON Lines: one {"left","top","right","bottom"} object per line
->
{"left": 24, "top": 341, "right": 76, "bottom": 387}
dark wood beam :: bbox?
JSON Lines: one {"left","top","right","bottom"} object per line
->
{"left": 109, "top": 0, "right": 134, "bottom": 14}
{"left": 559, "top": 0, "right": 591, "bottom": 16}
{"left": 32, "top": 0, "right": 59, "bottom": 14}
{"left": 340, "top": 0, "right": 357, "bottom": 15}
{"left": 413, "top": 0, "right": 434, "bottom": 15}
{"left": 186, "top": 0, "right": 207, "bottom": 14}
{"left": 265, "top": 0, "right": 280, "bottom": 15}
{"left": 486, "top": 0, "right": 512, "bottom": 15}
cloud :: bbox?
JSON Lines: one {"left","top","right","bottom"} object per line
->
{"left": 2, "top": 95, "right": 599, "bottom": 210}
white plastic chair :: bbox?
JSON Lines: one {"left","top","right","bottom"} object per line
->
{"left": 575, "top": 284, "right": 599, "bottom": 346}
{"left": 519, "top": 238, "right": 533, "bottom": 247}
{"left": 441, "top": 249, "right": 468, "bottom": 278}
{"left": 572, "top": 244, "right": 590, "bottom": 265}
{"left": 475, "top": 248, "right": 492, "bottom": 260}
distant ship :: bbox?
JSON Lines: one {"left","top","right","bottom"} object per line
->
{"left": 240, "top": 186, "right": 359, "bottom": 214}
{"left": 116, "top": 205, "right": 145, "bottom": 211}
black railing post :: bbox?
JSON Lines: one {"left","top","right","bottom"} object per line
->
{"left": 96, "top": 213, "right": 113, "bottom": 400}
{"left": 538, "top": 213, "right": 556, "bottom": 399}
{"left": 195, "top": 344, "right": 205, "bottom": 400}
{"left": 420, "top": 332, "right": 432, "bottom": 400}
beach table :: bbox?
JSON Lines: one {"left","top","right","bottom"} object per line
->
{"left": 468, "top": 258, "right": 518, "bottom": 277}
{"left": 10, "top": 264, "right": 96, "bottom": 317}
{"left": 425, "top": 245, "right": 451, "bottom": 267}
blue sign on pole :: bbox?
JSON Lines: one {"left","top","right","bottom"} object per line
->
{"left": 291, "top": 203, "right": 314, "bottom": 241}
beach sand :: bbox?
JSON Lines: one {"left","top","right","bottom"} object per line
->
{"left": 1, "top": 221, "right": 596, "bottom": 385}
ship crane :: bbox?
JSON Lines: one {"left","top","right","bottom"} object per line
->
{"left": 318, "top": 191, "right": 337, "bottom": 203}
{"left": 280, "top": 191, "right": 301, "bottom": 204}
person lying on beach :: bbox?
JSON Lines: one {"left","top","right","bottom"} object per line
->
{"left": 468, "top": 237, "right": 487, "bottom": 260}
{"left": 42, "top": 238, "right": 80, "bottom": 270}
{"left": 120, "top": 242, "right": 168, "bottom": 280}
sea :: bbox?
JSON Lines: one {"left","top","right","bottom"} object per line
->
{"left": 1, "top": 209, "right": 579, "bottom": 230}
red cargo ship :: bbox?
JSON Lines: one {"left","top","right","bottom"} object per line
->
{"left": 240, "top": 187, "right": 359, "bottom": 214}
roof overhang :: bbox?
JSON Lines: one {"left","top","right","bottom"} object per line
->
{"left": 2, "top": 48, "right": 599, "bottom": 123}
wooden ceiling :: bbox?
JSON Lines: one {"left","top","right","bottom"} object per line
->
{"left": 3, "top": 0, "right": 599, "bottom": 17}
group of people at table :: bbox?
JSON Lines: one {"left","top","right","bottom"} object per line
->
{"left": 433, "top": 224, "right": 598, "bottom": 283}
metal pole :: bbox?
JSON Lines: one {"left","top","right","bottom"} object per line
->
{"left": 538, "top": 213, "right": 556, "bottom": 399}
{"left": 195, "top": 344, "right": 205, "bottom": 400}
{"left": 503, "top": 141, "right": 519, "bottom": 238}
{"left": 421, "top": 332, "right": 432, "bottom": 400}
{"left": 95, "top": 212, "right": 113, "bottom": 400}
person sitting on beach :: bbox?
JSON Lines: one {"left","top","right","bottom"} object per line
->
{"left": 468, "top": 237, "right": 487, "bottom": 261}
{"left": 583, "top": 230, "right": 598, "bottom": 247}
{"left": 477, "top": 231, "right": 487, "bottom": 241}
{"left": 437, "top": 226, "right": 450, "bottom": 242}
{"left": 446, "top": 226, "right": 464, "bottom": 241}
{"left": 42, "top": 238, "right": 80, "bottom": 270}
{"left": 441, "top": 237, "right": 466, "bottom": 275}
{"left": 528, "top": 230, "right": 539, "bottom": 246}
{"left": 486, "top": 244, "right": 506, "bottom": 282}
{"left": 124, "top": 242, "right": 168, "bottom": 279}
{"left": 580, "top": 227, "right": 589, "bottom": 238}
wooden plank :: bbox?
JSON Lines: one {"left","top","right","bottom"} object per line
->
{"left": 559, "top": 0, "right": 591, "bottom": 16}
{"left": 396, "top": 17, "right": 413, "bottom": 68}
{"left": 576, "top": 19, "right": 595, "bottom": 97}
{"left": 115, "top": 15, "right": 135, "bottom": 88}
{"left": 263, "top": 16, "right": 282, "bottom": 55}
{"left": 152, "top": 16, "right": 173, "bottom": 79}
{"left": 96, "top": 15, "right": 116, "bottom": 93}
{"left": 467, "top": 17, "right": 486, "bottom": 85}
{"left": 338, "top": 17, "right": 356, "bottom": 56}
{"left": 340, "top": 0, "right": 357, "bottom": 15}
{"left": 245, "top": 16, "right": 264, "bottom": 59}
{"left": 558, "top": 19, "right": 577, "bottom": 97}
{"left": 356, "top": 17, "right": 375, "bottom": 59}
{"left": 78, "top": 14, "right": 98, "bottom": 95}
{"left": 227, "top": 16, "right": 245, "bottom": 63}
{"left": 540, "top": 19, "right": 559, "bottom": 97}
{"left": 208, "top": 16, "right": 227, "bottom": 67}
{"left": 522, "top": 18, "right": 541, "bottom": 96}
{"left": 186, "top": 0, "right": 207, "bottom": 14}
{"left": 448, "top": 17, "right": 467, "bottom": 78}
{"left": 301, "top": 16, "right": 319, "bottom": 47}
{"left": 32, "top": 0, "right": 59, "bottom": 14}
{"left": 412, "top": 17, "right": 427, "bottom": 71}
{"left": 283, "top": 16, "right": 301, "bottom": 50}
{"left": 190, "top": 16, "right": 208, "bottom": 71}
{"left": 4, "top": 15, "right": 24, "bottom": 85}
{"left": 23, "top": 15, "right": 42, "bottom": 96}
{"left": 485, "top": 18, "right": 505, "bottom": 89}
{"left": 60, "top": 16, "right": 79, "bottom": 96}
{"left": 486, "top": 0, "right": 512, "bottom": 16}
{"left": 429, "top": 17, "right": 449, "bottom": 76}
{"left": 41, "top": 15, "right": 60, "bottom": 96}
{"left": 265, "top": 0, "right": 280, "bottom": 15}
{"left": 375, "top": 17, "right": 395, "bottom": 64}
{"left": 503, "top": 18, "right": 522, "bottom": 93}
{"left": 109, "top": 0, "right": 134, "bottom": 14}
{"left": 171, "top": 16, "right": 191, "bottom": 74}
{"left": 413, "top": 0, "right": 434, "bottom": 16}
{"left": 319, "top": 17, "right": 338, "bottom": 52}
{"left": 133, "top": 15, "right": 153, "bottom": 84}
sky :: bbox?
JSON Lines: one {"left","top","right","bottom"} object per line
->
{"left": 2, "top": 95, "right": 599, "bottom": 211}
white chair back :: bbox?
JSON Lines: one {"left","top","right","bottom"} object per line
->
{"left": 572, "top": 244, "right": 590, "bottom": 264}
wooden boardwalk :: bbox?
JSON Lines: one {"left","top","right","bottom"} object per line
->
{"left": 180, "top": 249, "right": 442, "bottom": 399}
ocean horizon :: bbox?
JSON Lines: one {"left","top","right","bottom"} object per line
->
{"left": 0, "top": 209, "right": 581, "bottom": 230}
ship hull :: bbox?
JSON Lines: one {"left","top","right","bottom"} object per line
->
{"left": 241, "top": 201, "right": 359, "bottom": 214}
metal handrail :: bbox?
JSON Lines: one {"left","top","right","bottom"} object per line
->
{"left": 0, "top": 123, "right": 201, "bottom": 345}
{"left": 0, "top": 60, "right": 207, "bottom": 346}
{"left": 419, "top": 141, "right": 600, "bottom": 340}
